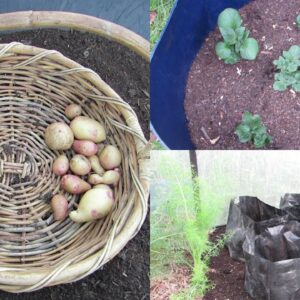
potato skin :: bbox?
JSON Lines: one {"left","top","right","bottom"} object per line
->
{"left": 89, "top": 155, "right": 105, "bottom": 175}
{"left": 53, "top": 154, "right": 69, "bottom": 176}
{"left": 99, "top": 145, "right": 121, "bottom": 170}
{"left": 65, "top": 104, "right": 82, "bottom": 120}
{"left": 61, "top": 175, "right": 91, "bottom": 194}
{"left": 88, "top": 170, "right": 120, "bottom": 186}
{"left": 51, "top": 195, "right": 68, "bottom": 221}
{"left": 44, "top": 122, "right": 74, "bottom": 150}
{"left": 69, "top": 186, "right": 114, "bottom": 223}
{"left": 70, "top": 155, "right": 91, "bottom": 176}
{"left": 72, "top": 140, "right": 98, "bottom": 157}
{"left": 70, "top": 116, "right": 106, "bottom": 143}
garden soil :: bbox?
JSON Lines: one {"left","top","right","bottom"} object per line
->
{"left": 185, "top": 0, "right": 300, "bottom": 149}
{"left": 204, "top": 227, "right": 252, "bottom": 300}
{"left": 0, "top": 29, "right": 149, "bottom": 300}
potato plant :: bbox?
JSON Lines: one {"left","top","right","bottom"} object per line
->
{"left": 215, "top": 8, "right": 259, "bottom": 64}
{"left": 235, "top": 112, "right": 272, "bottom": 148}
{"left": 297, "top": 15, "right": 300, "bottom": 28}
{"left": 273, "top": 45, "right": 300, "bottom": 92}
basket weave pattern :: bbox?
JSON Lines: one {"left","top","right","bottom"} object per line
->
{"left": 0, "top": 42, "right": 149, "bottom": 292}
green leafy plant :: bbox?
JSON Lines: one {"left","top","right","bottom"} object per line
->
{"left": 215, "top": 8, "right": 259, "bottom": 64}
{"left": 151, "top": 156, "right": 229, "bottom": 299}
{"left": 297, "top": 15, "right": 300, "bottom": 28}
{"left": 235, "top": 111, "right": 272, "bottom": 148}
{"left": 273, "top": 45, "right": 300, "bottom": 92}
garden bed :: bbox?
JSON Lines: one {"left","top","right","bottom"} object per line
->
{"left": 185, "top": 0, "right": 300, "bottom": 149}
{"left": 204, "top": 227, "right": 251, "bottom": 300}
{"left": 0, "top": 28, "right": 149, "bottom": 299}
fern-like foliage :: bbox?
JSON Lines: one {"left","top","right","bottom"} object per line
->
{"left": 151, "top": 155, "right": 230, "bottom": 299}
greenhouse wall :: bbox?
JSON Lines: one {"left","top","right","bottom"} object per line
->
{"left": 151, "top": 151, "right": 300, "bottom": 225}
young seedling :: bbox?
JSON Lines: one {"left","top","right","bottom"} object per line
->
{"left": 273, "top": 45, "right": 300, "bottom": 92}
{"left": 215, "top": 8, "right": 260, "bottom": 64}
{"left": 235, "top": 112, "right": 272, "bottom": 148}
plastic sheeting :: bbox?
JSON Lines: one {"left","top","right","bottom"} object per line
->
{"left": 280, "top": 194, "right": 300, "bottom": 219}
{"left": 243, "top": 221, "right": 300, "bottom": 300}
{"left": 226, "top": 196, "right": 288, "bottom": 261}
{"left": 0, "top": 0, "right": 148, "bottom": 39}
{"left": 226, "top": 196, "right": 300, "bottom": 299}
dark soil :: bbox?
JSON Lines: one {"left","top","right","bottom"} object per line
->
{"left": 204, "top": 227, "right": 252, "bottom": 300}
{"left": 0, "top": 29, "right": 149, "bottom": 300}
{"left": 185, "top": 0, "right": 300, "bottom": 149}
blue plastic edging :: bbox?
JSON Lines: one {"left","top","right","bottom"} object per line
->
{"left": 150, "top": 0, "right": 251, "bottom": 150}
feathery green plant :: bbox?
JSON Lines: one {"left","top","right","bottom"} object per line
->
{"left": 151, "top": 155, "right": 230, "bottom": 298}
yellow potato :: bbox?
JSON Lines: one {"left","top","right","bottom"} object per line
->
{"left": 70, "top": 155, "right": 91, "bottom": 176}
{"left": 44, "top": 122, "right": 74, "bottom": 150}
{"left": 69, "top": 186, "right": 114, "bottom": 223}
{"left": 65, "top": 104, "right": 82, "bottom": 120}
{"left": 70, "top": 116, "right": 106, "bottom": 143}
{"left": 99, "top": 145, "right": 121, "bottom": 170}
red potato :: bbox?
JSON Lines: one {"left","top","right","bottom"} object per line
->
{"left": 70, "top": 116, "right": 106, "bottom": 143}
{"left": 51, "top": 195, "right": 68, "bottom": 221}
{"left": 89, "top": 155, "right": 105, "bottom": 175}
{"left": 44, "top": 122, "right": 74, "bottom": 150}
{"left": 70, "top": 155, "right": 91, "bottom": 176}
{"left": 69, "top": 186, "right": 114, "bottom": 223}
{"left": 72, "top": 140, "right": 98, "bottom": 157}
{"left": 88, "top": 170, "right": 120, "bottom": 186}
{"left": 61, "top": 174, "right": 91, "bottom": 194}
{"left": 65, "top": 104, "right": 82, "bottom": 120}
{"left": 52, "top": 154, "right": 69, "bottom": 176}
{"left": 99, "top": 145, "right": 121, "bottom": 170}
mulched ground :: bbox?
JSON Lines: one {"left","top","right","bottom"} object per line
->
{"left": 0, "top": 29, "right": 149, "bottom": 300}
{"left": 151, "top": 227, "right": 252, "bottom": 300}
{"left": 204, "top": 227, "right": 251, "bottom": 300}
{"left": 185, "top": 0, "right": 300, "bottom": 149}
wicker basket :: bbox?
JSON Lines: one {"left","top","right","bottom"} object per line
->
{"left": 0, "top": 42, "right": 149, "bottom": 293}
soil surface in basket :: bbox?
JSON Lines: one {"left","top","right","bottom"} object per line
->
{"left": 185, "top": 0, "right": 300, "bottom": 149}
{"left": 0, "top": 29, "right": 149, "bottom": 300}
{"left": 204, "top": 226, "right": 252, "bottom": 300}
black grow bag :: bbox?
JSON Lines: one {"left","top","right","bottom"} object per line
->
{"left": 280, "top": 194, "right": 300, "bottom": 219}
{"left": 226, "top": 196, "right": 288, "bottom": 261}
{"left": 243, "top": 221, "right": 300, "bottom": 300}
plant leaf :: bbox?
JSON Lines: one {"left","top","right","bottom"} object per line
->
{"left": 273, "top": 81, "right": 287, "bottom": 91}
{"left": 215, "top": 42, "right": 232, "bottom": 59}
{"left": 235, "top": 124, "right": 251, "bottom": 143}
{"left": 217, "top": 8, "right": 242, "bottom": 29}
{"left": 240, "top": 38, "right": 259, "bottom": 60}
{"left": 219, "top": 27, "right": 236, "bottom": 45}
{"left": 289, "top": 45, "right": 300, "bottom": 59}
{"left": 242, "top": 111, "right": 261, "bottom": 129}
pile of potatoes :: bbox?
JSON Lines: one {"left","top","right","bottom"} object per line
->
{"left": 44, "top": 104, "right": 121, "bottom": 223}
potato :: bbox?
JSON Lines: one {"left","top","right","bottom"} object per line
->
{"left": 88, "top": 170, "right": 120, "bottom": 186}
{"left": 52, "top": 154, "right": 69, "bottom": 176}
{"left": 99, "top": 145, "right": 121, "bottom": 170}
{"left": 70, "top": 116, "right": 106, "bottom": 143}
{"left": 73, "top": 140, "right": 98, "bottom": 157}
{"left": 70, "top": 155, "right": 91, "bottom": 176}
{"left": 44, "top": 122, "right": 74, "bottom": 150}
{"left": 51, "top": 195, "right": 68, "bottom": 221}
{"left": 89, "top": 155, "right": 105, "bottom": 175}
{"left": 69, "top": 186, "right": 114, "bottom": 223}
{"left": 61, "top": 174, "right": 91, "bottom": 194}
{"left": 65, "top": 104, "right": 82, "bottom": 120}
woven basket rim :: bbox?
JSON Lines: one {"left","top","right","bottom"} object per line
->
{"left": 0, "top": 21, "right": 149, "bottom": 292}
{"left": 0, "top": 10, "right": 149, "bottom": 61}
